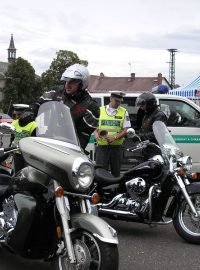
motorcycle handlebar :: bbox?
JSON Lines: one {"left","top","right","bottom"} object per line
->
{"left": 0, "top": 146, "right": 18, "bottom": 156}
{"left": 126, "top": 140, "right": 150, "bottom": 152}
{"left": 3, "top": 146, "right": 18, "bottom": 152}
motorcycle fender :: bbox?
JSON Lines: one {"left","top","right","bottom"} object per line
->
{"left": 166, "top": 182, "right": 200, "bottom": 218}
{"left": 71, "top": 213, "right": 118, "bottom": 244}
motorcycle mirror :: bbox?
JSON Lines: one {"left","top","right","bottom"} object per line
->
{"left": 0, "top": 123, "right": 16, "bottom": 133}
{"left": 126, "top": 128, "right": 136, "bottom": 138}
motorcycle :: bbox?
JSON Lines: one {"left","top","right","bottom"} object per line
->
{"left": 91, "top": 120, "right": 200, "bottom": 244}
{"left": 0, "top": 101, "right": 119, "bottom": 270}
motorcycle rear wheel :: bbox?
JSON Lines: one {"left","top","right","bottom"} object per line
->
{"left": 173, "top": 193, "right": 200, "bottom": 244}
{"left": 55, "top": 229, "right": 119, "bottom": 270}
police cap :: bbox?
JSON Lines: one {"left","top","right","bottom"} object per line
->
{"left": 12, "top": 104, "right": 29, "bottom": 114}
{"left": 110, "top": 91, "right": 126, "bottom": 101}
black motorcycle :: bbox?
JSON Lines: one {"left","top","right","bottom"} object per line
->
{"left": 91, "top": 120, "right": 200, "bottom": 244}
{"left": 0, "top": 101, "right": 119, "bottom": 270}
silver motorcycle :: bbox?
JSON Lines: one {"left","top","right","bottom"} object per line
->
{"left": 0, "top": 101, "right": 119, "bottom": 270}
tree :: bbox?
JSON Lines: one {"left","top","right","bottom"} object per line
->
{"left": 1, "top": 57, "right": 43, "bottom": 113}
{"left": 41, "top": 50, "right": 88, "bottom": 89}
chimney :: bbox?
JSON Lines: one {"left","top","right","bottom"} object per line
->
{"left": 100, "top": 72, "right": 104, "bottom": 78}
{"left": 157, "top": 73, "right": 162, "bottom": 85}
{"left": 130, "top": 73, "right": 135, "bottom": 80}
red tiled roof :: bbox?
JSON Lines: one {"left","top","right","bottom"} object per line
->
{"left": 88, "top": 73, "right": 171, "bottom": 93}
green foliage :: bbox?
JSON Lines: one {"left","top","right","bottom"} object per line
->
{"left": 0, "top": 50, "right": 88, "bottom": 113}
{"left": 1, "top": 57, "right": 43, "bottom": 113}
{"left": 41, "top": 50, "right": 88, "bottom": 89}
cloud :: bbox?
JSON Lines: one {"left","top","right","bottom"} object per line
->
{"left": 1, "top": 0, "right": 200, "bottom": 85}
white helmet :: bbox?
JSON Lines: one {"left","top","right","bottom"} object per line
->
{"left": 61, "top": 64, "right": 90, "bottom": 90}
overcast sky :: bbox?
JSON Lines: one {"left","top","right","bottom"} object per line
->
{"left": 1, "top": 0, "right": 200, "bottom": 86}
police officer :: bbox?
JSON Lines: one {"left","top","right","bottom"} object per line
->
{"left": 94, "top": 91, "right": 131, "bottom": 177}
{"left": 32, "top": 64, "right": 99, "bottom": 152}
{"left": 135, "top": 91, "right": 167, "bottom": 143}
{"left": 11, "top": 105, "right": 37, "bottom": 173}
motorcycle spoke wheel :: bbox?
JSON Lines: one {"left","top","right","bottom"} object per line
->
{"left": 55, "top": 230, "right": 119, "bottom": 270}
{"left": 173, "top": 194, "right": 200, "bottom": 244}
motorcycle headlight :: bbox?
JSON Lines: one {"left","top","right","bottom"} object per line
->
{"left": 72, "top": 157, "right": 94, "bottom": 192}
{"left": 178, "top": 156, "right": 193, "bottom": 172}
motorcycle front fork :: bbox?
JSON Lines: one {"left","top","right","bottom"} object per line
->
{"left": 175, "top": 173, "right": 199, "bottom": 217}
{"left": 53, "top": 180, "right": 76, "bottom": 264}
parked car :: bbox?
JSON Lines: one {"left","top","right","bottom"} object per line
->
{"left": 0, "top": 113, "right": 13, "bottom": 124}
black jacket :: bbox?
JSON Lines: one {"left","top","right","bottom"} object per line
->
{"left": 137, "top": 107, "right": 167, "bottom": 143}
{"left": 63, "top": 90, "right": 100, "bottom": 150}
{"left": 32, "top": 86, "right": 100, "bottom": 150}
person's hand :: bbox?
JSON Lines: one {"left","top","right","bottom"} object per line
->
{"left": 106, "top": 135, "right": 117, "bottom": 143}
{"left": 95, "top": 134, "right": 100, "bottom": 141}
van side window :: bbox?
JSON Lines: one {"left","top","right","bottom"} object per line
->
{"left": 159, "top": 99, "right": 200, "bottom": 127}
{"left": 104, "top": 97, "right": 110, "bottom": 106}
{"left": 93, "top": 97, "right": 102, "bottom": 107}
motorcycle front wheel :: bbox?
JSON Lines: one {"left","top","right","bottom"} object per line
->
{"left": 173, "top": 193, "right": 200, "bottom": 244}
{"left": 55, "top": 229, "right": 119, "bottom": 270}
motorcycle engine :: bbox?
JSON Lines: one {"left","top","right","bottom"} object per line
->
{"left": 125, "top": 177, "right": 147, "bottom": 196}
{"left": 0, "top": 196, "right": 18, "bottom": 239}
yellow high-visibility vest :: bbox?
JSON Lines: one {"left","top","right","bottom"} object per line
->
{"left": 97, "top": 106, "right": 126, "bottom": 145}
{"left": 11, "top": 120, "right": 37, "bottom": 149}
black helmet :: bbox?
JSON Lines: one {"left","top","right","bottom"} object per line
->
{"left": 135, "top": 92, "right": 157, "bottom": 112}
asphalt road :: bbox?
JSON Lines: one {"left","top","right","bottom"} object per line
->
{"left": 1, "top": 136, "right": 200, "bottom": 269}
{"left": 108, "top": 218, "right": 200, "bottom": 270}
{"left": 1, "top": 218, "right": 200, "bottom": 270}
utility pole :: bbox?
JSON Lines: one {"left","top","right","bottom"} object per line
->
{"left": 167, "top": 48, "right": 178, "bottom": 89}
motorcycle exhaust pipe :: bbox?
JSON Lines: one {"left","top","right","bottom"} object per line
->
{"left": 98, "top": 208, "right": 173, "bottom": 225}
{"left": 99, "top": 194, "right": 124, "bottom": 209}
{"left": 98, "top": 207, "right": 141, "bottom": 221}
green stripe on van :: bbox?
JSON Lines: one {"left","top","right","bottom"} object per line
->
{"left": 90, "top": 135, "right": 200, "bottom": 144}
{"left": 172, "top": 135, "right": 200, "bottom": 143}
{"left": 89, "top": 134, "right": 95, "bottom": 143}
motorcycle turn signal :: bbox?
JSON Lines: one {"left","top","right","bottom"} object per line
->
{"left": 55, "top": 186, "right": 65, "bottom": 197}
{"left": 91, "top": 193, "right": 100, "bottom": 204}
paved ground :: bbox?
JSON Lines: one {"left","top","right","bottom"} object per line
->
{"left": 1, "top": 219, "right": 200, "bottom": 270}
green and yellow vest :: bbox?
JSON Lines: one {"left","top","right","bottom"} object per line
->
{"left": 11, "top": 120, "right": 37, "bottom": 152}
{"left": 97, "top": 106, "right": 126, "bottom": 145}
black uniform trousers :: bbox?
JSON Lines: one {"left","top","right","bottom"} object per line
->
{"left": 95, "top": 145, "right": 122, "bottom": 177}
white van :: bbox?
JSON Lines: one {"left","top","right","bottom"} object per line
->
{"left": 86, "top": 93, "right": 200, "bottom": 174}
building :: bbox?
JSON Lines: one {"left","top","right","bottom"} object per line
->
{"left": 0, "top": 34, "right": 17, "bottom": 102}
{"left": 88, "top": 72, "right": 171, "bottom": 93}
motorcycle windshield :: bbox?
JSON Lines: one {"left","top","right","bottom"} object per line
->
{"left": 36, "top": 101, "right": 79, "bottom": 146}
{"left": 153, "top": 120, "right": 183, "bottom": 158}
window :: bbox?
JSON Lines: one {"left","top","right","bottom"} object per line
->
{"left": 159, "top": 99, "right": 200, "bottom": 127}
{"left": 93, "top": 97, "right": 102, "bottom": 107}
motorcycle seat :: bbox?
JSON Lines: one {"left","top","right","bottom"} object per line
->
{"left": 94, "top": 168, "right": 123, "bottom": 186}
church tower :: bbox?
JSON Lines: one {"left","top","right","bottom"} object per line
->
{"left": 7, "top": 34, "right": 16, "bottom": 63}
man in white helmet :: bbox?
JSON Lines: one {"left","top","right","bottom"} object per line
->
{"left": 32, "top": 64, "right": 100, "bottom": 151}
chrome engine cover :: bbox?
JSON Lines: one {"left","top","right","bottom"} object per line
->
{"left": 0, "top": 196, "right": 18, "bottom": 239}
{"left": 126, "top": 177, "right": 146, "bottom": 195}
